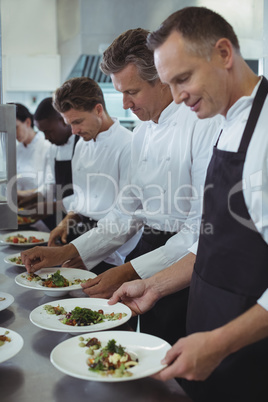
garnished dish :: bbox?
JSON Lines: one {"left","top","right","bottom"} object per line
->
{"left": 0, "top": 292, "right": 14, "bottom": 312}
{"left": 18, "top": 215, "right": 36, "bottom": 226}
{"left": 0, "top": 230, "right": 50, "bottom": 247}
{"left": 30, "top": 298, "right": 131, "bottom": 333}
{"left": 5, "top": 233, "right": 44, "bottom": 244}
{"left": 15, "top": 268, "right": 97, "bottom": 297}
{"left": 80, "top": 337, "right": 138, "bottom": 378}
{"left": 44, "top": 304, "right": 127, "bottom": 326}
{"left": 50, "top": 330, "right": 171, "bottom": 382}
{"left": 10, "top": 255, "right": 23, "bottom": 265}
{"left": 4, "top": 253, "right": 25, "bottom": 266}
{"left": 0, "top": 327, "right": 24, "bottom": 363}
{"left": 25, "top": 269, "right": 82, "bottom": 288}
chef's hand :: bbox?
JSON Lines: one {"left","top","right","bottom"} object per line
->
{"left": 21, "top": 243, "right": 78, "bottom": 273}
{"left": 108, "top": 276, "right": 159, "bottom": 316}
{"left": 48, "top": 212, "right": 80, "bottom": 246}
{"left": 153, "top": 331, "right": 225, "bottom": 382}
{"left": 62, "top": 255, "right": 87, "bottom": 269}
{"left": 48, "top": 225, "right": 68, "bottom": 246}
{"left": 17, "top": 191, "right": 39, "bottom": 208}
{"left": 81, "top": 262, "right": 140, "bottom": 299}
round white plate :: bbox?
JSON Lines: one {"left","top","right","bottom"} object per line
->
{"left": 30, "top": 298, "right": 131, "bottom": 333}
{"left": 15, "top": 268, "right": 96, "bottom": 297}
{"left": 4, "top": 253, "right": 25, "bottom": 267}
{"left": 0, "top": 292, "right": 14, "bottom": 311}
{"left": 50, "top": 330, "right": 171, "bottom": 382}
{"left": 0, "top": 327, "right": 24, "bottom": 363}
{"left": 0, "top": 231, "right": 50, "bottom": 247}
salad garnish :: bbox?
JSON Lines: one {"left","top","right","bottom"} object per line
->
{"left": 44, "top": 305, "right": 126, "bottom": 326}
{"left": 79, "top": 337, "right": 138, "bottom": 377}
{"left": 22, "top": 270, "right": 89, "bottom": 288}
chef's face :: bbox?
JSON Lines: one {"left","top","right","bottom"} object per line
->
{"left": 62, "top": 106, "right": 103, "bottom": 142}
{"left": 111, "top": 63, "right": 166, "bottom": 123}
{"left": 154, "top": 30, "right": 230, "bottom": 118}
{"left": 34, "top": 117, "right": 71, "bottom": 145}
{"left": 16, "top": 118, "right": 31, "bottom": 144}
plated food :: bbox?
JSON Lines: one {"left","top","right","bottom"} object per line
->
{"left": 0, "top": 327, "right": 24, "bottom": 363}
{"left": 4, "top": 253, "right": 25, "bottom": 267}
{"left": 30, "top": 298, "right": 131, "bottom": 333}
{"left": 18, "top": 215, "right": 36, "bottom": 226}
{"left": 50, "top": 331, "right": 171, "bottom": 382}
{"left": 0, "top": 292, "right": 14, "bottom": 312}
{"left": 0, "top": 230, "right": 50, "bottom": 247}
{"left": 15, "top": 268, "right": 97, "bottom": 296}
{"left": 44, "top": 304, "right": 127, "bottom": 326}
{"left": 81, "top": 337, "right": 138, "bottom": 378}
{"left": 6, "top": 233, "right": 44, "bottom": 244}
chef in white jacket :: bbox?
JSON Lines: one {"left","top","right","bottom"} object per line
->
{"left": 13, "top": 103, "right": 51, "bottom": 191}
{"left": 48, "top": 76, "right": 141, "bottom": 274}
{"left": 22, "top": 29, "right": 221, "bottom": 345}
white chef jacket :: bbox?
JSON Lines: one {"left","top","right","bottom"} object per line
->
{"left": 187, "top": 78, "right": 268, "bottom": 311}
{"left": 72, "top": 101, "right": 222, "bottom": 275}
{"left": 63, "top": 119, "right": 142, "bottom": 267}
{"left": 16, "top": 131, "right": 51, "bottom": 191}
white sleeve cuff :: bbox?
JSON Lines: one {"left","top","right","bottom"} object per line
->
{"left": 188, "top": 240, "right": 199, "bottom": 255}
{"left": 131, "top": 247, "right": 170, "bottom": 279}
{"left": 257, "top": 289, "right": 268, "bottom": 311}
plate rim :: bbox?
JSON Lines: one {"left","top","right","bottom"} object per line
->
{"left": 0, "top": 292, "right": 15, "bottom": 311}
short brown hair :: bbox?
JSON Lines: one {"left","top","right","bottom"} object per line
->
{"left": 53, "top": 77, "right": 107, "bottom": 114}
{"left": 147, "top": 7, "right": 240, "bottom": 59}
{"left": 100, "top": 28, "right": 159, "bottom": 84}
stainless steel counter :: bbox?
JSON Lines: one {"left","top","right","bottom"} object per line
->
{"left": 0, "top": 229, "right": 192, "bottom": 402}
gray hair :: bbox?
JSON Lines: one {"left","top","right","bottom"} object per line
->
{"left": 100, "top": 28, "right": 159, "bottom": 84}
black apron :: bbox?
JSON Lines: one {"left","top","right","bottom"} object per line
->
{"left": 126, "top": 225, "right": 189, "bottom": 345}
{"left": 54, "top": 134, "right": 80, "bottom": 198}
{"left": 181, "top": 77, "right": 268, "bottom": 402}
{"left": 44, "top": 135, "right": 79, "bottom": 230}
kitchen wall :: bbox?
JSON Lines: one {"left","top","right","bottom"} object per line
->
{"left": 58, "top": 0, "right": 265, "bottom": 80}
{"left": 0, "top": 0, "right": 267, "bottom": 115}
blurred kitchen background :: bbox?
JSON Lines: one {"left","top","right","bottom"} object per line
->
{"left": 0, "top": 0, "right": 268, "bottom": 129}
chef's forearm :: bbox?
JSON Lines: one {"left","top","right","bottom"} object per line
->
{"left": 145, "top": 252, "right": 195, "bottom": 300}
{"left": 212, "top": 303, "right": 268, "bottom": 360}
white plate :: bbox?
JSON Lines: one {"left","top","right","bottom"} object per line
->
{"left": 15, "top": 268, "right": 97, "bottom": 297}
{"left": 50, "top": 330, "right": 171, "bottom": 382}
{"left": 0, "top": 230, "right": 50, "bottom": 247}
{"left": 4, "top": 253, "right": 25, "bottom": 267}
{"left": 0, "top": 292, "right": 14, "bottom": 311}
{"left": 30, "top": 298, "right": 131, "bottom": 333}
{"left": 0, "top": 327, "right": 24, "bottom": 363}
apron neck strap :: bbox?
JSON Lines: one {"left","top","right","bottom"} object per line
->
{"left": 238, "top": 76, "right": 268, "bottom": 153}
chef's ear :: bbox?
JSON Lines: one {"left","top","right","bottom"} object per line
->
{"left": 25, "top": 117, "right": 32, "bottom": 128}
{"left": 214, "top": 38, "right": 234, "bottom": 69}
{"left": 94, "top": 103, "right": 103, "bottom": 116}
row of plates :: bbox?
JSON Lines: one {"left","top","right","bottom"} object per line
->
{"left": 1, "top": 232, "right": 171, "bottom": 381}
{"left": 0, "top": 291, "right": 170, "bottom": 381}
